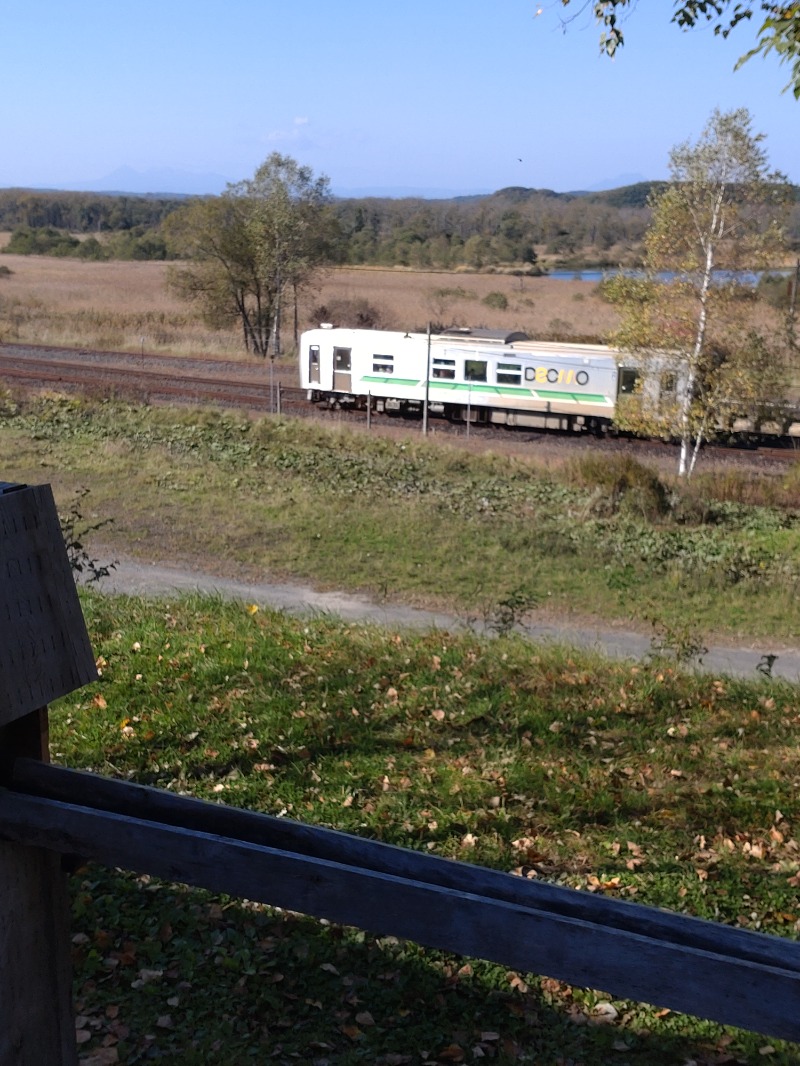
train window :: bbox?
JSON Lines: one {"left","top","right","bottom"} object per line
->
{"left": 619, "top": 367, "right": 640, "bottom": 395}
{"left": 334, "top": 348, "right": 352, "bottom": 371}
{"left": 496, "top": 362, "right": 522, "bottom": 386}
{"left": 309, "top": 346, "right": 320, "bottom": 367}
{"left": 373, "top": 354, "right": 394, "bottom": 373}
{"left": 432, "top": 358, "right": 455, "bottom": 380}
{"left": 464, "top": 359, "right": 487, "bottom": 383}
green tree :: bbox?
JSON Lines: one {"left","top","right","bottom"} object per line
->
{"left": 606, "top": 108, "right": 791, "bottom": 477}
{"left": 166, "top": 154, "right": 338, "bottom": 356}
{"left": 556, "top": 2, "right": 800, "bottom": 97}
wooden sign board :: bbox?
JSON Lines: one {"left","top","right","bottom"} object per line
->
{"left": 0, "top": 484, "right": 97, "bottom": 726}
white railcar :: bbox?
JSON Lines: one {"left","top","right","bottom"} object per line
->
{"left": 300, "top": 326, "right": 627, "bottom": 433}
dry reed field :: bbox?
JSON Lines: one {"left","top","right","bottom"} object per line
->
{"left": 314, "top": 265, "right": 620, "bottom": 340}
{"left": 0, "top": 244, "right": 620, "bottom": 359}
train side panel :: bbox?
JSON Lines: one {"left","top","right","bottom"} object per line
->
{"left": 300, "top": 327, "right": 619, "bottom": 430}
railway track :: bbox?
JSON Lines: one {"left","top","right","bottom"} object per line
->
{"left": 0, "top": 343, "right": 282, "bottom": 410}
{"left": 0, "top": 341, "right": 796, "bottom": 468}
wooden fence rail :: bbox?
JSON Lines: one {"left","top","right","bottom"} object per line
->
{"left": 3, "top": 758, "right": 800, "bottom": 1044}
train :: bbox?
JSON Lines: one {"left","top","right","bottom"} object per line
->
{"left": 299, "top": 325, "right": 641, "bottom": 434}
{"left": 298, "top": 324, "right": 800, "bottom": 439}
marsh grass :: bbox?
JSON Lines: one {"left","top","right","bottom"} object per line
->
{"left": 56, "top": 592, "right": 800, "bottom": 1064}
{"left": 0, "top": 251, "right": 622, "bottom": 353}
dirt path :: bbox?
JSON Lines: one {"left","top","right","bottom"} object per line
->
{"left": 94, "top": 556, "right": 800, "bottom": 682}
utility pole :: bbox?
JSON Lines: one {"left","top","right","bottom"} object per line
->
{"left": 422, "top": 323, "right": 431, "bottom": 436}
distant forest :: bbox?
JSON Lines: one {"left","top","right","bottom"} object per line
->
{"left": 1, "top": 184, "right": 798, "bottom": 271}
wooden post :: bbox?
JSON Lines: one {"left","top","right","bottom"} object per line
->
{"left": 0, "top": 483, "right": 97, "bottom": 1066}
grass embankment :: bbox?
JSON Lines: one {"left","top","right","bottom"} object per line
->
{"left": 2, "top": 392, "right": 800, "bottom": 643}
{"left": 59, "top": 593, "right": 800, "bottom": 1064}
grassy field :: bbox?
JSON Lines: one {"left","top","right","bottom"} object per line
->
{"left": 3, "top": 394, "right": 799, "bottom": 645}
{"left": 0, "top": 245, "right": 621, "bottom": 356}
{"left": 57, "top": 591, "right": 800, "bottom": 1064}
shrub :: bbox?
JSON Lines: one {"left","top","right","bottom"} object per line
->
{"left": 545, "top": 316, "right": 573, "bottom": 340}
{"left": 568, "top": 454, "right": 671, "bottom": 520}
{"left": 757, "top": 271, "right": 795, "bottom": 311}
{"left": 482, "top": 291, "right": 508, "bottom": 310}
{"left": 308, "top": 298, "right": 391, "bottom": 330}
{"left": 4, "top": 226, "right": 80, "bottom": 256}
{"left": 76, "top": 237, "right": 108, "bottom": 261}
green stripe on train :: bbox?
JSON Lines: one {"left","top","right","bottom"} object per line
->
{"left": 362, "top": 376, "right": 420, "bottom": 386}
{"left": 359, "top": 377, "right": 611, "bottom": 405}
{"left": 428, "top": 382, "right": 610, "bottom": 403}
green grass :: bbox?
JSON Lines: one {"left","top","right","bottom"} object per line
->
{"left": 57, "top": 592, "right": 800, "bottom": 1064}
{"left": 1, "top": 393, "right": 800, "bottom": 643}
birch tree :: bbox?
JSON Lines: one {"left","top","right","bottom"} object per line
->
{"left": 606, "top": 108, "right": 791, "bottom": 477}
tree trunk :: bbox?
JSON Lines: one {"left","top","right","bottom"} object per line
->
{"left": 678, "top": 190, "right": 721, "bottom": 477}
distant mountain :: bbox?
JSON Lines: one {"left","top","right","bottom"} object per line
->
{"left": 582, "top": 172, "right": 649, "bottom": 192}
{"left": 332, "top": 175, "right": 648, "bottom": 200}
{"left": 332, "top": 185, "right": 493, "bottom": 200}
{"left": 15, "top": 171, "right": 654, "bottom": 201}
{"left": 56, "top": 166, "right": 230, "bottom": 196}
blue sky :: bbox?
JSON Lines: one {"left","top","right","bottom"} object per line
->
{"left": 3, "top": 1, "right": 797, "bottom": 196}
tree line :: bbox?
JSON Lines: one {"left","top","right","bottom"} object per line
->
{"left": 2, "top": 181, "right": 798, "bottom": 272}
{"left": 0, "top": 183, "right": 658, "bottom": 269}
{"left": 0, "top": 189, "right": 183, "bottom": 232}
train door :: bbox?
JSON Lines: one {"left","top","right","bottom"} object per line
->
{"left": 309, "top": 344, "right": 321, "bottom": 385}
{"left": 333, "top": 347, "right": 352, "bottom": 392}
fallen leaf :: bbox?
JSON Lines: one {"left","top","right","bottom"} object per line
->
{"left": 506, "top": 972, "right": 529, "bottom": 993}
{"left": 437, "top": 1045, "right": 466, "bottom": 1063}
{"left": 591, "top": 1001, "right": 618, "bottom": 1024}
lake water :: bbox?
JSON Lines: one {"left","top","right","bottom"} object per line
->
{"left": 546, "top": 268, "right": 792, "bottom": 285}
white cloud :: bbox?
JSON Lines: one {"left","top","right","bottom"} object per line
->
{"left": 265, "top": 117, "right": 311, "bottom": 143}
